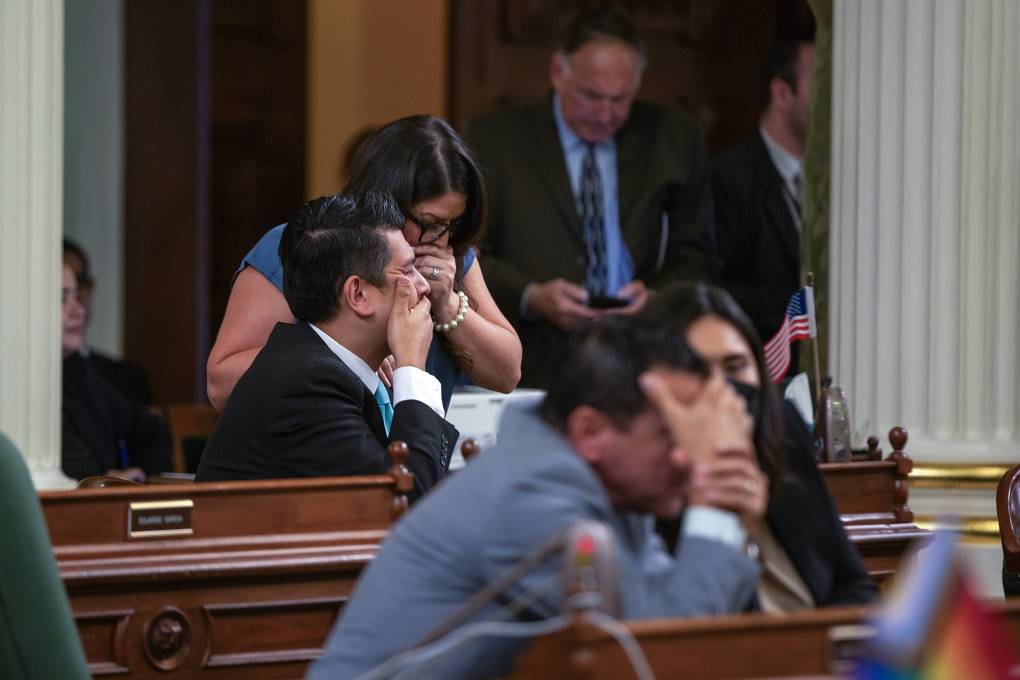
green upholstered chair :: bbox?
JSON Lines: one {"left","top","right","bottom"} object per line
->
{"left": 0, "top": 431, "right": 90, "bottom": 679}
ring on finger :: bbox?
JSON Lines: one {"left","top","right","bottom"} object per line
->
{"left": 431, "top": 266, "right": 440, "bottom": 281}
{"left": 743, "top": 479, "right": 756, "bottom": 495}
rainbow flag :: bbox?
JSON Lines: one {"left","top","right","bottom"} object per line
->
{"left": 855, "top": 531, "right": 1016, "bottom": 679}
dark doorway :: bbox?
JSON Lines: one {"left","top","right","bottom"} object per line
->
{"left": 124, "top": 0, "right": 306, "bottom": 404}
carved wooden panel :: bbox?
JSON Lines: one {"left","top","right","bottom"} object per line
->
{"left": 76, "top": 609, "right": 133, "bottom": 676}
{"left": 450, "top": 0, "right": 815, "bottom": 153}
{"left": 43, "top": 475, "right": 399, "bottom": 677}
{"left": 143, "top": 607, "right": 193, "bottom": 671}
{"left": 202, "top": 597, "right": 345, "bottom": 668}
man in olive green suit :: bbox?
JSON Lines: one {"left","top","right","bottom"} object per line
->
{"left": 466, "top": 7, "right": 717, "bottom": 388}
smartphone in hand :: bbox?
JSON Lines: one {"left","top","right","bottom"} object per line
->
{"left": 588, "top": 295, "right": 629, "bottom": 310}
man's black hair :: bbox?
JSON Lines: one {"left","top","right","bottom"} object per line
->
{"left": 540, "top": 316, "right": 708, "bottom": 431}
{"left": 278, "top": 192, "right": 404, "bottom": 324}
{"left": 560, "top": 6, "right": 648, "bottom": 67}
{"left": 760, "top": 40, "right": 811, "bottom": 108}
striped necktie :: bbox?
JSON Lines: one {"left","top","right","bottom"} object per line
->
{"left": 374, "top": 383, "right": 393, "bottom": 436}
{"left": 580, "top": 143, "right": 608, "bottom": 296}
{"left": 790, "top": 172, "right": 803, "bottom": 213}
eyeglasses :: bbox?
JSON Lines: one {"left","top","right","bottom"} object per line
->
{"left": 405, "top": 213, "right": 460, "bottom": 244}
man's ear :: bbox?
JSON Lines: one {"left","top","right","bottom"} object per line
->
{"left": 566, "top": 405, "right": 615, "bottom": 466}
{"left": 770, "top": 76, "right": 794, "bottom": 111}
{"left": 341, "top": 276, "right": 374, "bottom": 319}
{"left": 550, "top": 51, "right": 568, "bottom": 91}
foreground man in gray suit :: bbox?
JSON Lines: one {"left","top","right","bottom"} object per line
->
{"left": 308, "top": 317, "right": 767, "bottom": 679}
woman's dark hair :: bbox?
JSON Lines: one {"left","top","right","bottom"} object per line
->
{"left": 343, "top": 115, "right": 487, "bottom": 288}
{"left": 639, "top": 282, "right": 786, "bottom": 480}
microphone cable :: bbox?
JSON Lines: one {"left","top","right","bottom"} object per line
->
{"left": 582, "top": 609, "right": 656, "bottom": 680}
{"left": 354, "top": 571, "right": 565, "bottom": 680}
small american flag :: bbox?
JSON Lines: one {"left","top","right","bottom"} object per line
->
{"left": 763, "top": 287, "right": 816, "bottom": 383}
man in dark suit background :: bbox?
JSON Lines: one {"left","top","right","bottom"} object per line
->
{"left": 197, "top": 193, "right": 457, "bottom": 499}
{"left": 712, "top": 40, "right": 815, "bottom": 346}
{"left": 466, "top": 7, "right": 716, "bottom": 389}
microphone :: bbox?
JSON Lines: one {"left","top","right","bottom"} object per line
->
{"left": 562, "top": 520, "right": 619, "bottom": 616}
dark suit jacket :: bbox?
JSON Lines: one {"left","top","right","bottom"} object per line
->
{"left": 87, "top": 350, "right": 154, "bottom": 406}
{"left": 656, "top": 401, "right": 874, "bottom": 607}
{"left": 712, "top": 130, "right": 801, "bottom": 344}
{"left": 195, "top": 322, "right": 457, "bottom": 500}
{"left": 61, "top": 353, "right": 170, "bottom": 480}
{"left": 466, "top": 98, "right": 716, "bottom": 388}
{"left": 764, "top": 402, "right": 876, "bottom": 606}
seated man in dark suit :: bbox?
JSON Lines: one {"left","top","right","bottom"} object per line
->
{"left": 196, "top": 193, "right": 457, "bottom": 498}
{"left": 309, "top": 317, "right": 767, "bottom": 679}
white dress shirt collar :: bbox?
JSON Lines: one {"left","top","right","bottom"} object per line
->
{"left": 759, "top": 126, "right": 803, "bottom": 192}
{"left": 308, "top": 323, "right": 445, "bottom": 418}
{"left": 308, "top": 323, "right": 379, "bottom": 394}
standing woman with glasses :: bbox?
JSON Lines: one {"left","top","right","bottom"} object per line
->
{"left": 206, "top": 115, "right": 522, "bottom": 411}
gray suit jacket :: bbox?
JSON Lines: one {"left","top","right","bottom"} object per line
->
{"left": 308, "top": 397, "right": 759, "bottom": 679}
{"left": 465, "top": 98, "right": 717, "bottom": 388}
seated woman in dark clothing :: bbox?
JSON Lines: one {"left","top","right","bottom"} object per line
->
{"left": 61, "top": 262, "right": 170, "bottom": 482}
{"left": 641, "top": 282, "right": 876, "bottom": 610}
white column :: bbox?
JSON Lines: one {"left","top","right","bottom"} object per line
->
{"left": 64, "top": 0, "right": 124, "bottom": 356}
{"left": 0, "top": 0, "right": 75, "bottom": 489}
{"left": 831, "top": 0, "right": 1020, "bottom": 465}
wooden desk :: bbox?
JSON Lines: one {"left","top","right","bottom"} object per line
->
{"left": 41, "top": 475, "right": 405, "bottom": 678}
{"left": 818, "top": 436, "right": 927, "bottom": 585}
{"left": 510, "top": 600, "right": 1020, "bottom": 679}
{"left": 820, "top": 458, "right": 913, "bottom": 526}
{"left": 40, "top": 439, "right": 925, "bottom": 676}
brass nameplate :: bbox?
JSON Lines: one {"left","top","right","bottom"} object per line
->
{"left": 127, "top": 500, "right": 194, "bottom": 538}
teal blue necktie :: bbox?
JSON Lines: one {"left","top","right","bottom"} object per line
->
{"left": 374, "top": 383, "right": 393, "bottom": 436}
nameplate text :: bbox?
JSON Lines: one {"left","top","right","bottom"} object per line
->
{"left": 127, "top": 500, "right": 194, "bottom": 538}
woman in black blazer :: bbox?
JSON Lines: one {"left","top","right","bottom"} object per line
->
{"left": 61, "top": 262, "right": 170, "bottom": 481}
{"left": 642, "top": 282, "right": 875, "bottom": 609}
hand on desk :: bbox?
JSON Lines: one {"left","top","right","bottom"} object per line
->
{"left": 104, "top": 467, "right": 147, "bottom": 483}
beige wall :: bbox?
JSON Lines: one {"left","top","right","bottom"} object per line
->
{"left": 306, "top": 0, "right": 449, "bottom": 198}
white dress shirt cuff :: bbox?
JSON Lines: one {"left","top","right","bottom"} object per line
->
{"left": 681, "top": 506, "right": 748, "bottom": 553}
{"left": 392, "top": 366, "right": 444, "bottom": 418}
